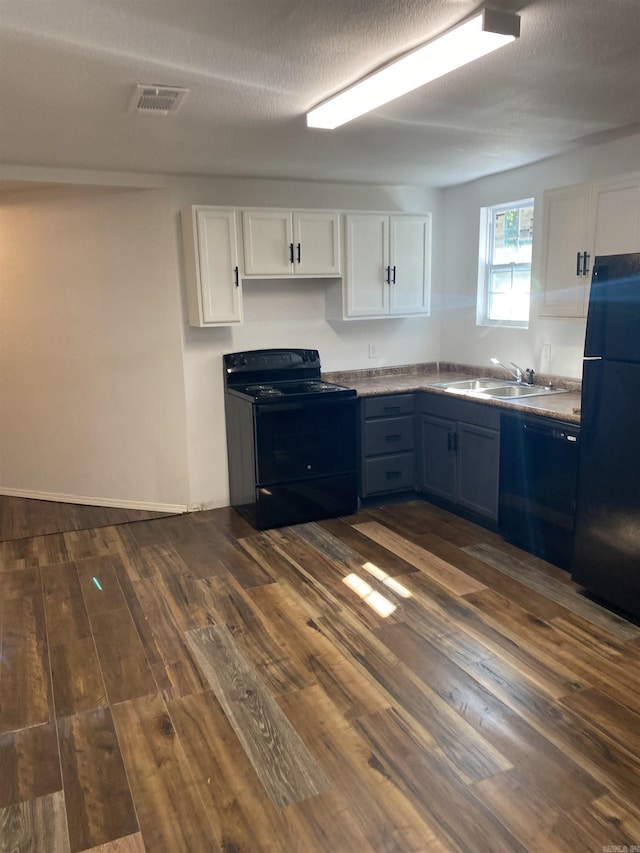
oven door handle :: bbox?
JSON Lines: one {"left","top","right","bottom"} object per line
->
{"left": 255, "top": 398, "right": 356, "bottom": 415}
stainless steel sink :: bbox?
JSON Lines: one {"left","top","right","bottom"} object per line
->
{"left": 432, "top": 378, "right": 514, "bottom": 392}
{"left": 431, "top": 377, "right": 569, "bottom": 400}
{"left": 480, "top": 384, "right": 569, "bottom": 399}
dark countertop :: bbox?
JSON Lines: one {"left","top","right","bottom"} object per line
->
{"left": 323, "top": 362, "right": 582, "bottom": 425}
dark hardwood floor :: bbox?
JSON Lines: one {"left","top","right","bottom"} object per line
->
{"left": 1, "top": 499, "right": 639, "bottom": 852}
{"left": 0, "top": 495, "right": 176, "bottom": 542}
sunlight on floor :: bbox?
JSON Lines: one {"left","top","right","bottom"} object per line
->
{"left": 343, "top": 572, "right": 397, "bottom": 617}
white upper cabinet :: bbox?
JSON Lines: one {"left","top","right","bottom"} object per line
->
{"left": 345, "top": 214, "right": 390, "bottom": 317}
{"left": 293, "top": 211, "right": 341, "bottom": 276}
{"left": 343, "top": 213, "right": 431, "bottom": 319}
{"left": 539, "top": 183, "right": 591, "bottom": 318}
{"left": 389, "top": 216, "right": 431, "bottom": 316}
{"left": 242, "top": 210, "right": 292, "bottom": 276}
{"left": 181, "top": 207, "right": 242, "bottom": 327}
{"left": 181, "top": 204, "right": 432, "bottom": 326}
{"left": 589, "top": 173, "right": 640, "bottom": 257}
{"left": 539, "top": 172, "right": 640, "bottom": 318}
{"left": 242, "top": 209, "right": 340, "bottom": 277}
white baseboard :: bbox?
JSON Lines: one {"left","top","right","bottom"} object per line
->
{"left": 187, "top": 499, "right": 230, "bottom": 512}
{"left": 0, "top": 486, "right": 187, "bottom": 514}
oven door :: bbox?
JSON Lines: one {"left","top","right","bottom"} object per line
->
{"left": 254, "top": 398, "right": 357, "bottom": 485}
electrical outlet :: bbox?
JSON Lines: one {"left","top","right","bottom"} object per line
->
{"left": 368, "top": 343, "right": 378, "bottom": 359}
{"left": 540, "top": 343, "right": 551, "bottom": 371}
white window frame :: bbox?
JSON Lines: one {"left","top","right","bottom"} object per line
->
{"left": 476, "top": 197, "right": 534, "bottom": 328}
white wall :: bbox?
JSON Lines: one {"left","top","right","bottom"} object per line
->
{"left": 440, "top": 133, "right": 640, "bottom": 379}
{"left": 0, "top": 174, "right": 441, "bottom": 510}
{"left": 0, "top": 186, "right": 190, "bottom": 510}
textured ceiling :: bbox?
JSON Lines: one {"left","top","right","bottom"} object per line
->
{"left": 0, "top": 0, "right": 639, "bottom": 188}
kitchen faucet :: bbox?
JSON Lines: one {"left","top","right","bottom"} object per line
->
{"left": 490, "top": 358, "right": 535, "bottom": 385}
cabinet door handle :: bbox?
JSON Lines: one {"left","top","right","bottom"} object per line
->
{"left": 453, "top": 432, "right": 458, "bottom": 451}
{"left": 289, "top": 243, "right": 294, "bottom": 264}
{"left": 386, "top": 470, "right": 401, "bottom": 479}
{"left": 447, "top": 432, "right": 458, "bottom": 452}
{"left": 583, "top": 252, "right": 590, "bottom": 276}
{"left": 296, "top": 243, "right": 301, "bottom": 263}
{"left": 392, "top": 265, "right": 397, "bottom": 284}
{"left": 576, "top": 251, "right": 582, "bottom": 276}
{"left": 383, "top": 405, "right": 401, "bottom": 412}
{"left": 234, "top": 266, "right": 239, "bottom": 288}
{"left": 385, "top": 265, "right": 391, "bottom": 284}
{"left": 385, "top": 434, "right": 402, "bottom": 442}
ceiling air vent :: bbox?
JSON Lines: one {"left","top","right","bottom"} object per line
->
{"left": 129, "top": 84, "right": 189, "bottom": 116}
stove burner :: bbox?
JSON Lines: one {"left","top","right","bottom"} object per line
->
{"left": 245, "top": 384, "right": 283, "bottom": 397}
{"left": 239, "top": 380, "right": 345, "bottom": 399}
{"left": 305, "top": 381, "right": 340, "bottom": 393}
{"left": 223, "top": 350, "right": 354, "bottom": 403}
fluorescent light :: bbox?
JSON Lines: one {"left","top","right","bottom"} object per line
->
{"left": 307, "top": 8, "right": 520, "bottom": 130}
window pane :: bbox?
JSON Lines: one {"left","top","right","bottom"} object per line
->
{"left": 488, "top": 267, "right": 531, "bottom": 322}
{"left": 492, "top": 204, "right": 533, "bottom": 265}
{"left": 488, "top": 292, "right": 511, "bottom": 321}
{"left": 512, "top": 269, "right": 531, "bottom": 295}
{"left": 479, "top": 198, "right": 533, "bottom": 327}
{"left": 512, "top": 292, "right": 530, "bottom": 322}
{"left": 519, "top": 206, "right": 533, "bottom": 252}
{"left": 489, "top": 269, "right": 513, "bottom": 293}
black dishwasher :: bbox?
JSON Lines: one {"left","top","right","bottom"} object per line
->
{"left": 499, "top": 412, "right": 580, "bottom": 569}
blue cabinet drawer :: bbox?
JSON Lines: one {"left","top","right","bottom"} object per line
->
{"left": 362, "top": 394, "right": 414, "bottom": 419}
{"left": 363, "top": 452, "right": 415, "bottom": 495}
{"left": 363, "top": 415, "right": 414, "bottom": 456}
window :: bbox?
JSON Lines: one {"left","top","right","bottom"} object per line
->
{"left": 477, "top": 198, "right": 534, "bottom": 327}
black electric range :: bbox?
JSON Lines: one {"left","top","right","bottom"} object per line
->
{"left": 222, "top": 349, "right": 358, "bottom": 529}
{"left": 224, "top": 349, "right": 355, "bottom": 402}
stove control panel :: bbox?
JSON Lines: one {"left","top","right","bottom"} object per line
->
{"left": 224, "top": 349, "right": 319, "bottom": 373}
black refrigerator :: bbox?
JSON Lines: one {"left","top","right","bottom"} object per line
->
{"left": 572, "top": 252, "right": 640, "bottom": 619}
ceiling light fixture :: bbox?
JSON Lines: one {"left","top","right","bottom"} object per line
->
{"left": 306, "top": 7, "right": 520, "bottom": 130}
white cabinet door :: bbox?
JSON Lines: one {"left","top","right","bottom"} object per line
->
{"left": 389, "top": 215, "right": 431, "bottom": 315}
{"left": 181, "top": 207, "right": 242, "bottom": 327}
{"left": 242, "top": 209, "right": 341, "bottom": 277}
{"left": 293, "top": 211, "right": 340, "bottom": 276}
{"left": 539, "top": 174, "right": 640, "bottom": 319}
{"left": 590, "top": 173, "right": 640, "bottom": 257}
{"left": 344, "top": 214, "right": 390, "bottom": 317}
{"left": 242, "top": 210, "right": 293, "bottom": 276}
{"left": 539, "top": 184, "right": 591, "bottom": 318}
{"left": 343, "top": 213, "right": 431, "bottom": 319}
